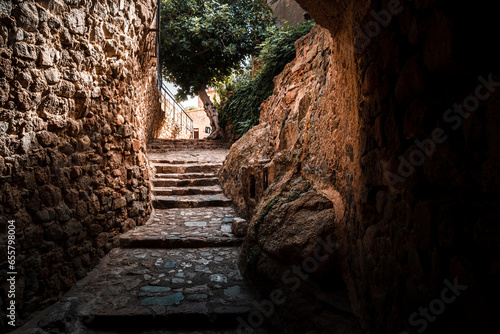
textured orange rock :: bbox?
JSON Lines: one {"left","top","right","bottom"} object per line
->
{"left": 220, "top": 1, "right": 500, "bottom": 332}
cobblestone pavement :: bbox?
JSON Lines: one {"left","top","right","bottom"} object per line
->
{"left": 120, "top": 207, "right": 243, "bottom": 248}
{"left": 77, "top": 145, "right": 256, "bottom": 331}
{"left": 78, "top": 247, "right": 254, "bottom": 329}
{"left": 15, "top": 142, "right": 264, "bottom": 334}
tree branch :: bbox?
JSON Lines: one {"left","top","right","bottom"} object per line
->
{"left": 194, "top": 48, "right": 211, "bottom": 56}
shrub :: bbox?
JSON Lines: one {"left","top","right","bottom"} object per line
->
{"left": 218, "top": 20, "right": 316, "bottom": 138}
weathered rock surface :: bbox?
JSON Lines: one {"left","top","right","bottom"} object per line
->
{"left": 36, "top": 297, "right": 85, "bottom": 333}
{"left": 0, "top": 0, "right": 162, "bottom": 328}
{"left": 220, "top": 3, "right": 500, "bottom": 332}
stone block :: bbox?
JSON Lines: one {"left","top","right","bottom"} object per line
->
{"left": 44, "top": 67, "right": 61, "bottom": 84}
{"left": 14, "top": 42, "right": 37, "bottom": 60}
{"left": 38, "top": 47, "right": 59, "bottom": 67}
{"left": 24, "top": 225, "right": 44, "bottom": 248}
{"left": 117, "top": 124, "right": 133, "bottom": 137}
{"left": 13, "top": 2, "right": 39, "bottom": 32}
{"left": 44, "top": 222, "right": 64, "bottom": 240}
{"left": 66, "top": 9, "right": 86, "bottom": 35}
{"left": 131, "top": 139, "right": 141, "bottom": 152}
{"left": 37, "top": 297, "right": 85, "bottom": 333}
{"left": 77, "top": 135, "right": 90, "bottom": 151}
{"left": 112, "top": 197, "right": 127, "bottom": 210}
{"left": 121, "top": 218, "right": 136, "bottom": 232}
{"left": 55, "top": 204, "right": 72, "bottom": 222}
{"left": 231, "top": 217, "right": 248, "bottom": 237}
{"left": 39, "top": 94, "right": 66, "bottom": 118}
{"left": 35, "top": 209, "right": 56, "bottom": 223}
{"left": 0, "top": 1, "right": 12, "bottom": 16}
{"left": 87, "top": 224, "right": 103, "bottom": 237}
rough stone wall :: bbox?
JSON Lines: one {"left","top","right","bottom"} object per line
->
{"left": 220, "top": 1, "right": 500, "bottom": 333}
{"left": 0, "top": 0, "right": 160, "bottom": 328}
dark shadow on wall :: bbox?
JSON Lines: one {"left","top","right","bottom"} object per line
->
{"left": 219, "top": 0, "right": 500, "bottom": 333}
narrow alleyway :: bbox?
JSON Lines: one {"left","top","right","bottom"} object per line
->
{"left": 15, "top": 140, "right": 265, "bottom": 334}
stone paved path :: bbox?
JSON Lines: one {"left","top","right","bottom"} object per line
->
{"left": 78, "top": 247, "right": 254, "bottom": 330}
{"left": 119, "top": 207, "right": 243, "bottom": 248}
{"left": 78, "top": 140, "right": 255, "bottom": 332}
{"left": 15, "top": 140, "right": 262, "bottom": 334}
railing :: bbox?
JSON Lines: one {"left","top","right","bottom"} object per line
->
{"left": 154, "top": 0, "right": 194, "bottom": 139}
{"left": 158, "top": 81, "right": 194, "bottom": 138}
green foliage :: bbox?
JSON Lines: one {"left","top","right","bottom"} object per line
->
{"left": 159, "top": 0, "right": 274, "bottom": 100}
{"left": 212, "top": 61, "right": 252, "bottom": 106}
{"left": 251, "top": 183, "right": 310, "bottom": 235}
{"left": 282, "top": 183, "right": 311, "bottom": 205}
{"left": 219, "top": 20, "right": 316, "bottom": 136}
{"left": 252, "top": 193, "right": 283, "bottom": 234}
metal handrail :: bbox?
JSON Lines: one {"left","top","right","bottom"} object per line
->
{"left": 158, "top": 82, "right": 194, "bottom": 137}
{"left": 159, "top": 82, "right": 194, "bottom": 124}
{"left": 155, "top": 0, "right": 194, "bottom": 138}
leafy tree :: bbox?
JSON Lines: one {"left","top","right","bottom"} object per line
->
{"left": 219, "top": 20, "right": 316, "bottom": 137}
{"left": 159, "top": 0, "right": 275, "bottom": 139}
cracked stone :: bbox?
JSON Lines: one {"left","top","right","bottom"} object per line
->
{"left": 210, "top": 274, "right": 227, "bottom": 283}
{"left": 163, "top": 261, "right": 177, "bottom": 269}
{"left": 140, "top": 292, "right": 184, "bottom": 306}
{"left": 223, "top": 286, "right": 241, "bottom": 297}
{"left": 140, "top": 286, "right": 172, "bottom": 293}
{"left": 185, "top": 221, "right": 207, "bottom": 227}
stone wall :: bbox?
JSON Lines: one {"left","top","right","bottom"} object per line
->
{"left": 220, "top": 1, "right": 500, "bottom": 332}
{"left": 0, "top": 0, "right": 160, "bottom": 329}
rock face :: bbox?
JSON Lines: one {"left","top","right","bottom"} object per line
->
{"left": 0, "top": 0, "right": 162, "bottom": 327}
{"left": 220, "top": 1, "right": 500, "bottom": 332}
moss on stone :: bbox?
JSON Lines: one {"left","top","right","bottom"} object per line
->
{"left": 282, "top": 183, "right": 311, "bottom": 205}
{"left": 251, "top": 182, "right": 311, "bottom": 236}
{"left": 252, "top": 193, "right": 283, "bottom": 234}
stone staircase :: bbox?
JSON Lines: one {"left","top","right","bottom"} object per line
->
{"left": 21, "top": 140, "right": 263, "bottom": 334}
{"left": 149, "top": 147, "right": 233, "bottom": 210}
{"left": 148, "top": 139, "right": 230, "bottom": 152}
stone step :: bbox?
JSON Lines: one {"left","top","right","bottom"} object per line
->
{"left": 84, "top": 330, "right": 245, "bottom": 334}
{"left": 149, "top": 146, "right": 228, "bottom": 149}
{"left": 148, "top": 140, "right": 229, "bottom": 147}
{"left": 148, "top": 142, "right": 230, "bottom": 151}
{"left": 148, "top": 143, "right": 229, "bottom": 148}
{"left": 149, "top": 148, "right": 228, "bottom": 152}
{"left": 120, "top": 235, "right": 243, "bottom": 248}
{"left": 147, "top": 150, "right": 229, "bottom": 165}
{"left": 78, "top": 247, "right": 256, "bottom": 331}
{"left": 153, "top": 195, "right": 232, "bottom": 209}
{"left": 154, "top": 163, "right": 222, "bottom": 174}
{"left": 120, "top": 208, "right": 243, "bottom": 249}
{"left": 155, "top": 172, "right": 218, "bottom": 180}
{"left": 150, "top": 159, "right": 208, "bottom": 164}
{"left": 152, "top": 186, "right": 223, "bottom": 196}
{"left": 152, "top": 177, "right": 219, "bottom": 187}
{"left": 149, "top": 139, "right": 228, "bottom": 145}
